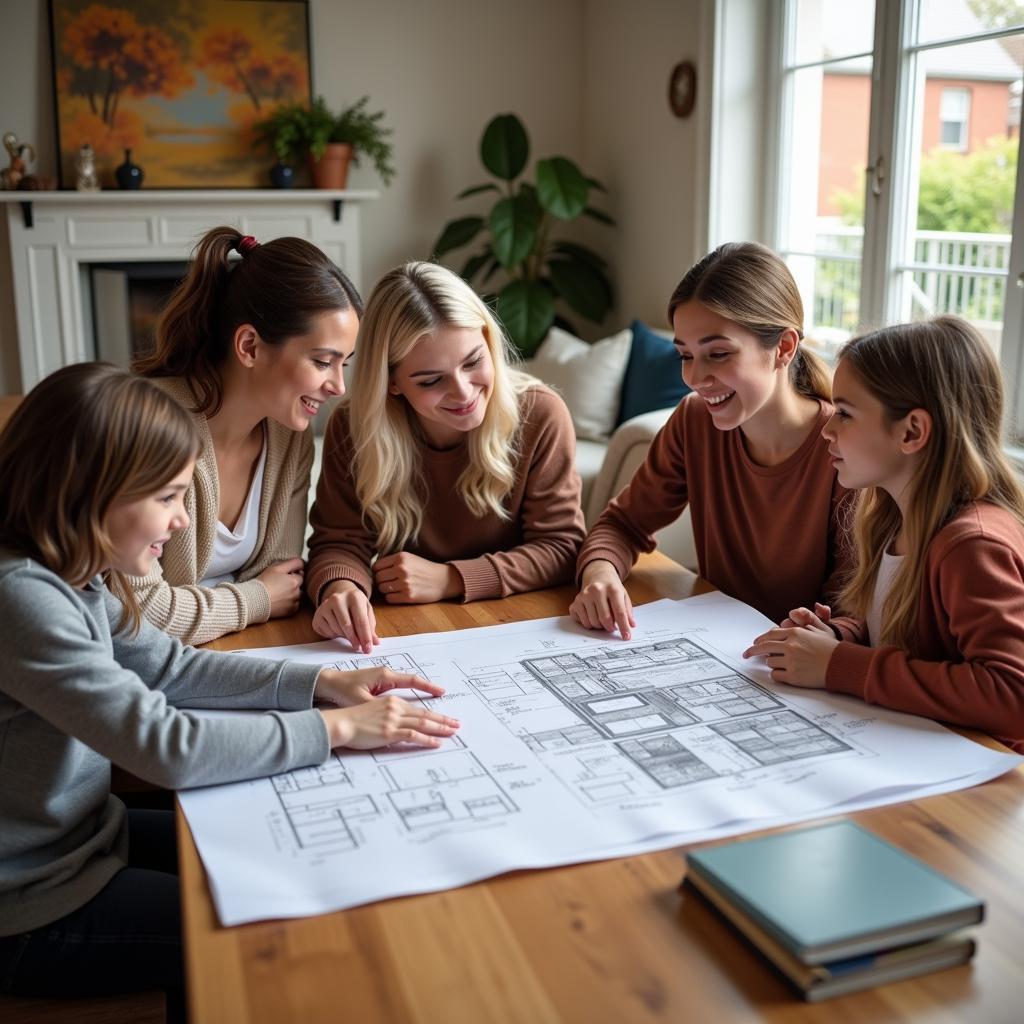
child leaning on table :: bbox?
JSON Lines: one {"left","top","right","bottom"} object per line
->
{"left": 745, "top": 315, "right": 1024, "bottom": 753}
{"left": 0, "top": 364, "right": 459, "bottom": 1020}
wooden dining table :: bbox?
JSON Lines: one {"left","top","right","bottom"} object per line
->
{"left": 178, "top": 552, "right": 1024, "bottom": 1023}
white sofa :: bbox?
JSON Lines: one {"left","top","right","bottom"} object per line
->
{"left": 576, "top": 408, "right": 697, "bottom": 571}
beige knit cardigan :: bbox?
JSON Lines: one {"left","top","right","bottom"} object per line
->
{"left": 130, "top": 377, "right": 314, "bottom": 645}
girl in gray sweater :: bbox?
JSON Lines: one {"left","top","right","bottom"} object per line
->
{"left": 0, "top": 364, "right": 459, "bottom": 1020}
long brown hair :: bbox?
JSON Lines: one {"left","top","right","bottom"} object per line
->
{"left": 0, "top": 363, "right": 201, "bottom": 633}
{"left": 837, "top": 315, "right": 1024, "bottom": 653}
{"left": 667, "top": 241, "right": 831, "bottom": 402}
{"left": 136, "top": 226, "right": 363, "bottom": 415}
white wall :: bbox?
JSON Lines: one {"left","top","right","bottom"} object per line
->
{"left": 0, "top": 0, "right": 710, "bottom": 392}
{"left": 582, "top": 0, "right": 705, "bottom": 331}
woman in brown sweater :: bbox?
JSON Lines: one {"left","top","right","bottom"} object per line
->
{"left": 572, "top": 242, "right": 851, "bottom": 637}
{"left": 307, "top": 262, "right": 585, "bottom": 651}
{"left": 747, "top": 316, "right": 1024, "bottom": 752}
{"left": 133, "top": 227, "right": 363, "bottom": 644}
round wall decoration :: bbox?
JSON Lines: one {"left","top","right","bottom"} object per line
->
{"left": 668, "top": 60, "right": 697, "bottom": 119}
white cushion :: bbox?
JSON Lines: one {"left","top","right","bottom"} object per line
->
{"left": 574, "top": 436, "right": 608, "bottom": 512}
{"left": 522, "top": 326, "right": 632, "bottom": 441}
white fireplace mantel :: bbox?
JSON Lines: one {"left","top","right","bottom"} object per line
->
{"left": 1, "top": 189, "right": 377, "bottom": 391}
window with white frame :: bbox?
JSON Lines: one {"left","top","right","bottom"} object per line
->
{"left": 770, "top": 0, "right": 1024, "bottom": 444}
{"left": 939, "top": 86, "right": 971, "bottom": 149}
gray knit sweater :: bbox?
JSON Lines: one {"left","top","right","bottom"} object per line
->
{"left": 0, "top": 549, "right": 330, "bottom": 937}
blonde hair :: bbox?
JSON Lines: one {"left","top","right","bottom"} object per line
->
{"left": 346, "top": 262, "right": 533, "bottom": 553}
{"left": 837, "top": 315, "right": 1024, "bottom": 654}
{"left": 0, "top": 363, "right": 201, "bottom": 633}
{"left": 667, "top": 241, "right": 832, "bottom": 402}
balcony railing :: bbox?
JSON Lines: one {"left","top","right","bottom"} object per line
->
{"left": 807, "top": 224, "right": 1011, "bottom": 337}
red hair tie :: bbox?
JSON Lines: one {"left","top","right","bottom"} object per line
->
{"left": 237, "top": 234, "right": 260, "bottom": 255}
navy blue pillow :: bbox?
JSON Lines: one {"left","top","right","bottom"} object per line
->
{"left": 616, "top": 319, "right": 691, "bottom": 426}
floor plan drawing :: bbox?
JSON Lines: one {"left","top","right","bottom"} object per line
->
{"left": 180, "top": 594, "right": 1022, "bottom": 926}
{"left": 459, "top": 634, "right": 856, "bottom": 801}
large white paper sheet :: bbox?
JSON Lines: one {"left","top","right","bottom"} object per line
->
{"left": 179, "top": 592, "right": 1022, "bottom": 925}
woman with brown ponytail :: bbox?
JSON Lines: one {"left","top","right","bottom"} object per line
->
{"left": 571, "top": 242, "right": 853, "bottom": 635}
{"left": 133, "top": 226, "right": 363, "bottom": 644}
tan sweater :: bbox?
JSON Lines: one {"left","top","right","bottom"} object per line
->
{"left": 307, "top": 385, "right": 586, "bottom": 603}
{"left": 827, "top": 502, "right": 1024, "bottom": 753}
{"left": 131, "top": 378, "right": 314, "bottom": 644}
{"left": 577, "top": 394, "right": 852, "bottom": 624}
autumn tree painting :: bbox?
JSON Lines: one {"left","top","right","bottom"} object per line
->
{"left": 50, "top": 0, "right": 311, "bottom": 187}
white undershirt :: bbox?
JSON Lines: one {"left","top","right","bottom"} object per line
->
{"left": 866, "top": 544, "right": 905, "bottom": 647}
{"left": 200, "top": 437, "right": 268, "bottom": 588}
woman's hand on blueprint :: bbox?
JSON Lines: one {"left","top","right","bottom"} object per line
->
{"left": 570, "top": 560, "right": 636, "bottom": 640}
{"left": 742, "top": 625, "right": 838, "bottom": 687}
{"left": 320, "top": 696, "right": 461, "bottom": 750}
{"left": 313, "top": 580, "right": 380, "bottom": 653}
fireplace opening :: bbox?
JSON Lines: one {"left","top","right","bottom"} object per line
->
{"left": 87, "top": 261, "right": 188, "bottom": 367}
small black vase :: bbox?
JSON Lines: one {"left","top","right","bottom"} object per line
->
{"left": 115, "top": 149, "right": 143, "bottom": 189}
{"left": 269, "top": 161, "right": 294, "bottom": 189}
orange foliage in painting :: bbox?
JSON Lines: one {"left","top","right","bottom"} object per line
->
{"left": 64, "top": 108, "right": 143, "bottom": 157}
{"left": 62, "top": 4, "right": 193, "bottom": 125}
{"left": 199, "top": 28, "right": 305, "bottom": 111}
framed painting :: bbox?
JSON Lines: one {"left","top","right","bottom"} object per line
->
{"left": 48, "top": 0, "right": 312, "bottom": 189}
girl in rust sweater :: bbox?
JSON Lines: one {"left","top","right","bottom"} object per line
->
{"left": 747, "top": 316, "right": 1024, "bottom": 752}
{"left": 572, "top": 242, "right": 850, "bottom": 636}
{"left": 307, "top": 262, "right": 585, "bottom": 651}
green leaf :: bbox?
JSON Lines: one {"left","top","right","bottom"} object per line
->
{"left": 536, "top": 157, "right": 589, "bottom": 219}
{"left": 583, "top": 205, "right": 615, "bottom": 226}
{"left": 480, "top": 114, "right": 529, "bottom": 181}
{"left": 489, "top": 195, "right": 539, "bottom": 269}
{"left": 432, "top": 216, "right": 484, "bottom": 258}
{"left": 586, "top": 176, "right": 608, "bottom": 192}
{"left": 547, "top": 258, "right": 613, "bottom": 323}
{"left": 457, "top": 183, "right": 500, "bottom": 199}
{"left": 497, "top": 281, "right": 555, "bottom": 355}
{"left": 460, "top": 248, "right": 493, "bottom": 283}
{"left": 550, "top": 241, "right": 607, "bottom": 271}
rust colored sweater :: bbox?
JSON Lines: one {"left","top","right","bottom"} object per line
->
{"left": 577, "top": 394, "right": 852, "bottom": 624}
{"left": 827, "top": 502, "right": 1024, "bottom": 753}
{"left": 307, "top": 385, "right": 586, "bottom": 604}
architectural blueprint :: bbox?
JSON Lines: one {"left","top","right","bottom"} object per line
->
{"left": 179, "top": 593, "right": 1022, "bottom": 925}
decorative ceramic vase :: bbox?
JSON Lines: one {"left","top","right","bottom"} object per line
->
{"left": 307, "top": 143, "right": 352, "bottom": 189}
{"left": 115, "top": 149, "right": 143, "bottom": 189}
{"left": 269, "top": 161, "right": 294, "bottom": 189}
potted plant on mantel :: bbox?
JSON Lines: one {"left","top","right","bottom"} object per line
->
{"left": 252, "top": 96, "right": 395, "bottom": 189}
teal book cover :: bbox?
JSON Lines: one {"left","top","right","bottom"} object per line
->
{"left": 685, "top": 820, "right": 983, "bottom": 964}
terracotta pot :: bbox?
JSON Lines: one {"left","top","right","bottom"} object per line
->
{"left": 307, "top": 143, "right": 353, "bottom": 189}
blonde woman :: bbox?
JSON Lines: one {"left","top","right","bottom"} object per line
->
{"left": 134, "top": 226, "right": 363, "bottom": 645}
{"left": 307, "top": 261, "right": 586, "bottom": 650}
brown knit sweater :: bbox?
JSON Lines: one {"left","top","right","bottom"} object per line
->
{"left": 827, "top": 502, "right": 1024, "bottom": 753}
{"left": 130, "top": 378, "right": 314, "bottom": 644}
{"left": 577, "top": 393, "right": 852, "bottom": 624}
{"left": 307, "top": 384, "right": 585, "bottom": 603}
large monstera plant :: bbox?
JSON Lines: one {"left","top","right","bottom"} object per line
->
{"left": 432, "top": 113, "right": 615, "bottom": 356}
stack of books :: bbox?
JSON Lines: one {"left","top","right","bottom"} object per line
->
{"left": 683, "top": 820, "right": 983, "bottom": 1001}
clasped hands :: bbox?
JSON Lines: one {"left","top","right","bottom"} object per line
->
{"left": 742, "top": 602, "right": 839, "bottom": 688}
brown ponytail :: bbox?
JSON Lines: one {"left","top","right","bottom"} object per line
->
{"left": 136, "top": 226, "right": 364, "bottom": 415}
{"left": 667, "top": 241, "right": 831, "bottom": 402}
